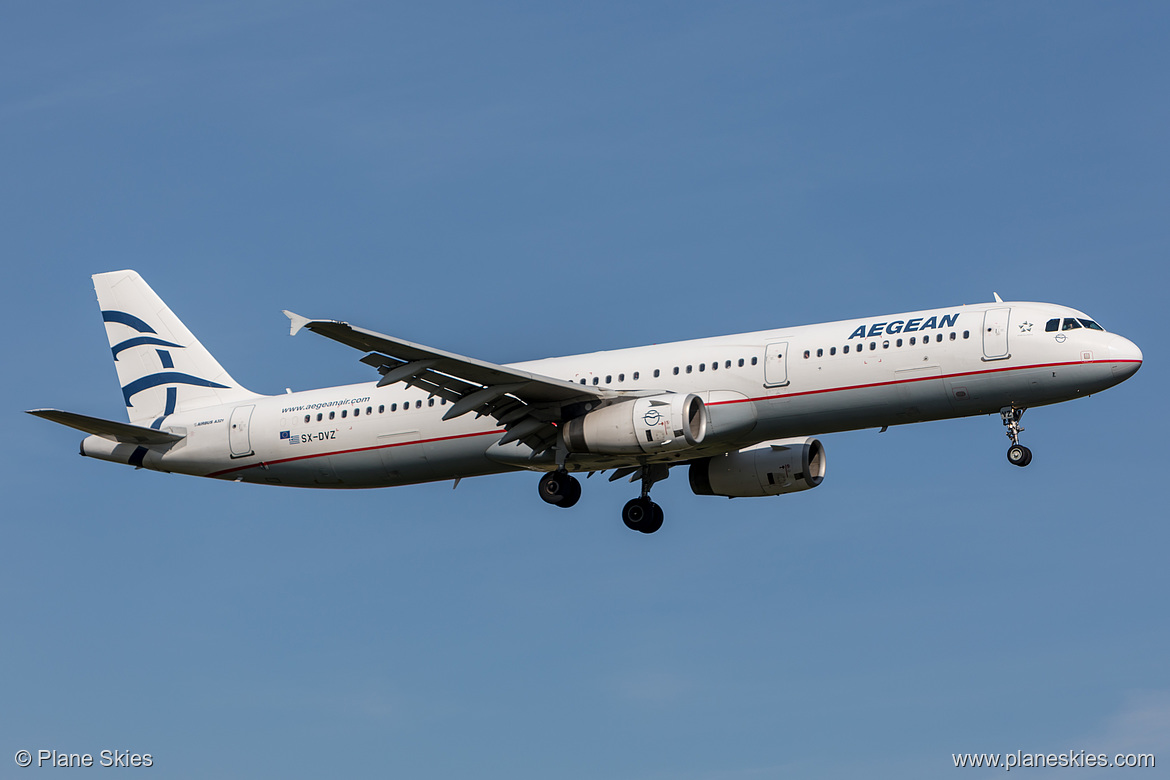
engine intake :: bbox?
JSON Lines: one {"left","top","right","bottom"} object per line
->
{"left": 689, "top": 437, "right": 826, "bottom": 498}
{"left": 564, "top": 394, "right": 707, "bottom": 455}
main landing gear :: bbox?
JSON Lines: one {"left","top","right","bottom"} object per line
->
{"left": 622, "top": 497, "right": 663, "bottom": 534}
{"left": 1001, "top": 406, "right": 1033, "bottom": 467}
{"left": 537, "top": 464, "right": 669, "bottom": 534}
{"left": 622, "top": 464, "right": 668, "bottom": 534}
{"left": 538, "top": 469, "right": 581, "bottom": 508}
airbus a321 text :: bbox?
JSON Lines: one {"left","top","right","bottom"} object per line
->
{"left": 29, "top": 271, "right": 1142, "bottom": 534}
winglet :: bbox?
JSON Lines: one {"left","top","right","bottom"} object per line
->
{"left": 283, "top": 310, "right": 313, "bottom": 336}
{"left": 993, "top": 292, "right": 1004, "bottom": 303}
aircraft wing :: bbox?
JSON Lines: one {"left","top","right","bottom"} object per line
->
{"left": 284, "top": 312, "right": 616, "bottom": 456}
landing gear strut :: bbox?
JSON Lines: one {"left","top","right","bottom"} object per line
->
{"left": 622, "top": 464, "right": 668, "bottom": 534}
{"left": 538, "top": 469, "right": 581, "bottom": 508}
{"left": 1001, "top": 406, "right": 1032, "bottom": 467}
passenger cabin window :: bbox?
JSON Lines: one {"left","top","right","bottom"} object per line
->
{"left": 329, "top": 411, "right": 335, "bottom": 420}
{"left": 725, "top": 360, "right": 732, "bottom": 368}
{"left": 633, "top": 371, "right": 639, "bottom": 380}
{"left": 654, "top": 369, "right": 660, "bottom": 378}
{"left": 751, "top": 357, "right": 758, "bottom": 366}
{"left": 391, "top": 403, "right": 397, "bottom": 412}
{"left": 618, "top": 373, "right": 625, "bottom": 382}
{"left": 673, "top": 367, "right": 680, "bottom": 375}
{"left": 606, "top": 375, "right": 612, "bottom": 383}
{"left": 830, "top": 347, "right": 836, "bottom": 355}
{"left": 963, "top": 331, "right": 969, "bottom": 339}
{"left": 843, "top": 345, "right": 850, "bottom": 354}
{"left": 304, "top": 415, "right": 310, "bottom": 423}
{"left": 317, "top": 413, "right": 323, "bottom": 421}
{"left": 428, "top": 398, "right": 435, "bottom": 407}
{"left": 738, "top": 359, "right": 745, "bottom": 367}
{"left": 699, "top": 363, "right": 705, "bottom": 372}
{"left": 816, "top": 348, "right": 823, "bottom": 357}
{"left": 593, "top": 377, "right": 599, "bottom": 385}
{"left": 415, "top": 400, "right": 422, "bottom": 409}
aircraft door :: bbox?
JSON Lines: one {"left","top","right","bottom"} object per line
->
{"left": 763, "top": 342, "right": 790, "bottom": 387}
{"left": 228, "top": 404, "right": 255, "bottom": 458}
{"left": 982, "top": 308, "right": 1011, "bottom": 361}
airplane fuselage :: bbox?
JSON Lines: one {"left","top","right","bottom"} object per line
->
{"left": 79, "top": 300, "right": 1142, "bottom": 489}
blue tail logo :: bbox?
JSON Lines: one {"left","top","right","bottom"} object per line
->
{"left": 103, "top": 309, "right": 230, "bottom": 414}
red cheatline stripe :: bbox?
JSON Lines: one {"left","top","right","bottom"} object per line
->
{"left": 707, "top": 359, "right": 1141, "bottom": 406}
{"left": 206, "top": 428, "right": 505, "bottom": 478}
{"left": 209, "top": 358, "right": 1140, "bottom": 476}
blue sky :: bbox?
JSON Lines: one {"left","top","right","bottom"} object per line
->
{"left": 3, "top": 2, "right": 1168, "bottom": 778}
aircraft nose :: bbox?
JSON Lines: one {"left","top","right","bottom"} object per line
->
{"left": 1107, "top": 334, "right": 1142, "bottom": 381}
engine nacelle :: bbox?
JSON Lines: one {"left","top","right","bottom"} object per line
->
{"left": 564, "top": 394, "right": 707, "bottom": 455}
{"left": 689, "top": 437, "right": 826, "bottom": 498}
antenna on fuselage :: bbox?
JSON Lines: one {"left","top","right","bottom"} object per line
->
{"left": 993, "top": 292, "right": 1004, "bottom": 303}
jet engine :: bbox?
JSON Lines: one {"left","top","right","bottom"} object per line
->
{"left": 563, "top": 393, "right": 707, "bottom": 455}
{"left": 688, "top": 437, "right": 826, "bottom": 498}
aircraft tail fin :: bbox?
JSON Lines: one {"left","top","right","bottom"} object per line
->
{"left": 93, "top": 270, "right": 260, "bottom": 425}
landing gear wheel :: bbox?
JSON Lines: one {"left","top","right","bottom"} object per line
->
{"left": 622, "top": 497, "right": 664, "bottom": 534}
{"left": 1007, "top": 444, "right": 1032, "bottom": 467}
{"left": 560, "top": 476, "right": 582, "bottom": 507}
{"left": 644, "top": 502, "right": 664, "bottom": 534}
{"left": 539, "top": 471, "right": 581, "bottom": 507}
{"left": 1000, "top": 406, "right": 1032, "bottom": 468}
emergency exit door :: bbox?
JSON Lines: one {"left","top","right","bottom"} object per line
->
{"left": 764, "top": 342, "right": 790, "bottom": 387}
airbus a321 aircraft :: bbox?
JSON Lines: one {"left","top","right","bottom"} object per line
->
{"left": 29, "top": 271, "right": 1142, "bottom": 534}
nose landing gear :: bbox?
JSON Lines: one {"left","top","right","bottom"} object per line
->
{"left": 1001, "top": 406, "right": 1032, "bottom": 467}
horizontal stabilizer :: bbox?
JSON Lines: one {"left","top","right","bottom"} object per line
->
{"left": 26, "top": 409, "right": 185, "bottom": 445}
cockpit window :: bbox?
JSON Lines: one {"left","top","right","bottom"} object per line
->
{"left": 1045, "top": 318, "right": 1060, "bottom": 332}
{"left": 1062, "top": 318, "right": 1082, "bottom": 331}
{"left": 1078, "top": 318, "right": 1105, "bottom": 331}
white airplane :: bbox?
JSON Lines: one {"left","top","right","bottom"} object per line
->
{"left": 29, "top": 270, "right": 1142, "bottom": 533}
